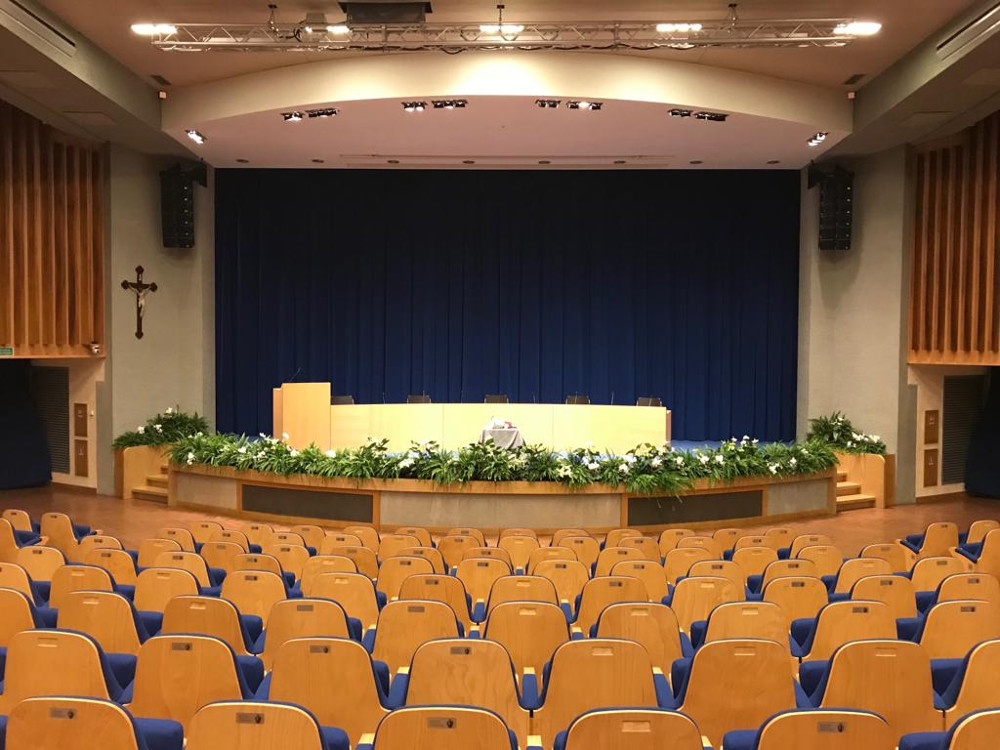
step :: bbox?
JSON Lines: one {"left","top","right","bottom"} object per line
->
{"left": 836, "top": 471, "right": 848, "bottom": 482}
{"left": 132, "top": 486, "right": 168, "bottom": 504}
{"left": 836, "top": 481, "right": 862, "bottom": 497}
{"left": 160, "top": 464, "right": 170, "bottom": 474}
{"left": 836, "top": 493, "right": 877, "bottom": 511}
{"left": 146, "top": 474, "right": 168, "bottom": 488}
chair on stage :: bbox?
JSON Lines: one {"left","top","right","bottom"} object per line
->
{"left": 406, "top": 394, "right": 431, "bottom": 404}
{"left": 332, "top": 394, "right": 355, "bottom": 405}
{"left": 565, "top": 394, "right": 590, "bottom": 405}
{"left": 636, "top": 396, "right": 662, "bottom": 407}
{"left": 484, "top": 394, "right": 509, "bottom": 403}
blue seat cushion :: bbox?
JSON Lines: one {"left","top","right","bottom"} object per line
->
{"left": 721, "top": 728, "right": 757, "bottom": 750}
{"left": 241, "top": 614, "right": 264, "bottom": 646}
{"left": 34, "top": 580, "right": 51, "bottom": 602}
{"left": 13, "top": 530, "right": 41, "bottom": 546}
{"left": 320, "top": 726, "right": 351, "bottom": 750}
{"left": 237, "top": 655, "right": 265, "bottom": 693}
{"left": 134, "top": 717, "right": 185, "bottom": 750}
{"left": 106, "top": 652, "right": 138, "bottom": 689}
{"left": 898, "top": 732, "right": 947, "bottom": 750}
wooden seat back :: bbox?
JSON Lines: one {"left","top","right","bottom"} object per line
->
{"left": 610, "top": 559, "right": 669, "bottom": 601}
{"left": 2, "top": 509, "right": 33, "bottom": 533}
{"left": 605, "top": 529, "right": 643, "bottom": 548}
{"left": 703, "top": 601, "right": 788, "bottom": 644}
{"left": 84, "top": 548, "right": 137, "bottom": 586}
{"left": 670, "top": 576, "right": 743, "bottom": 633}
{"left": 831, "top": 558, "right": 892, "bottom": 594}
{"left": 850, "top": 574, "right": 918, "bottom": 619}
{"left": 732, "top": 547, "right": 779, "bottom": 578}
{"left": 210, "top": 529, "right": 252, "bottom": 552}
{"left": 398, "top": 573, "right": 472, "bottom": 629}
{"left": 789, "top": 534, "right": 835, "bottom": 558}
{"left": 484, "top": 601, "right": 568, "bottom": 675}
{"left": 49, "top": 564, "right": 114, "bottom": 610}
{"left": 763, "top": 576, "right": 831, "bottom": 624}
{"left": 220, "top": 570, "right": 287, "bottom": 626}
{"left": 319, "top": 533, "right": 365, "bottom": 555}
{"left": 912, "top": 556, "right": 967, "bottom": 592}
{"left": 938, "top": 572, "right": 1000, "bottom": 606}
{"left": 376, "top": 555, "right": 434, "bottom": 600}
{"left": 371, "top": 706, "right": 512, "bottom": 750}
{"left": 155, "top": 550, "right": 213, "bottom": 587}
{"left": 199, "top": 541, "right": 244, "bottom": 574}
{"left": 967, "top": 521, "right": 1000, "bottom": 546}
{"left": 73, "top": 535, "right": 123, "bottom": 563}
{"left": 562, "top": 536, "right": 601, "bottom": 569}
{"left": 372, "top": 599, "right": 462, "bottom": 673}
{"left": 39, "top": 512, "right": 80, "bottom": 557}
{"left": 241, "top": 522, "right": 275, "bottom": 548}
{"left": 137, "top": 538, "right": 182, "bottom": 568}
{"left": 754, "top": 710, "right": 893, "bottom": 750}
{"left": 343, "top": 525, "right": 380, "bottom": 550}
{"left": 688, "top": 560, "right": 746, "bottom": 593}
{"left": 663, "top": 547, "right": 714, "bottom": 583}
{"left": 658, "top": 528, "right": 695, "bottom": 556}
{"left": 155, "top": 527, "right": 196, "bottom": 552}
{"left": 233, "top": 552, "right": 284, "bottom": 578}
{"left": 308, "top": 571, "right": 380, "bottom": 629}
{"left": 133, "top": 568, "right": 200, "bottom": 612}
{"left": 618, "top": 536, "right": 661, "bottom": 562}
{"left": 263, "top": 544, "right": 311, "bottom": 579}
{"left": 677, "top": 535, "right": 723, "bottom": 558}
{"left": 0, "top": 588, "right": 38, "bottom": 648}
{"left": 189, "top": 521, "right": 223, "bottom": 545}
{"left": 377, "top": 533, "right": 424, "bottom": 562}
{"left": 6, "top": 697, "right": 144, "bottom": 750}
{"left": 0, "top": 562, "right": 37, "bottom": 601}
{"left": 795, "top": 545, "right": 844, "bottom": 577}
{"left": 486, "top": 575, "right": 559, "bottom": 614}
{"left": 528, "top": 546, "right": 576, "bottom": 573}
{"left": 187, "top": 701, "right": 325, "bottom": 750}
{"left": 291, "top": 524, "right": 326, "bottom": 550}
{"left": 594, "top": 602, "right": 684, "bottom": 675}
{"left": 761, "top": 559, "right": 818, "bottom": 589}
{"left": 594, "top": 547, "right": 645, "bottom": 577}
{"left": 261, "top": 598, "right": 352, "bottom": 669}
{"left": 534, "top": 559, "right": 590, "bottom": 611}
{"left": 0, "top": 630, "right": 111, "bottom": 712}
{"left": 58, "top": 591, "right": 142, "bottom": 655}
{"left": 552, "top": 528, "right": 591, "bottom": 547}
{"left": 395, "top": 526, "right": 432, "bottom": 547}
{"left": 455, "top": 558, "right": 512, "bottom": 605}
{"left": 447, "top": 527, "right": 487, "bottom": 546}
{"left": 561, "top": 708, "right": 704, "bottom": 750}
{"left": 436, "top": 535, "right": 480, "bottom": 570}
{"left": 161, "top": 595, "right": 250, "bottom": 656}
{"left": 574, "top": 576, "right": 649, "bottom": 634}
{"left": 804, "top": 601, "right": 897, "bottom": 661}
{"left": 397, "top": 546, "right": 446, "bottom": 574}
{"left": 920, "top": 599, "right": 1000, "bottom": 659}
{"left": 946, "top": 639, "right": 1000, "bottom": 723}
{"left": 498, "top": 535, "right": 540, "bottom": 571}
{"left": 913, "top": 522, "right": 959, "bottom": 559}
{"left": 860, "top": 543, "right": 910, "bottom": 573}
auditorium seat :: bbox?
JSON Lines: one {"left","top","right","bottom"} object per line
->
{"left": 137, "top": 538, "right": 182, "bottom": 568}
{"left": 0, "top": 519, "right": 38, "bottom": 561}
{"left": 359, "top": 705, "right": 514, "bottom": 750}
{"left": 320, "top": 533, "right": 365, "bottom": 555}
{"left": 663, "top": 547, "right": 715, "bottom": 584}
{"left": 763, "top": 576, "right": 835, "bottom": 624}
{"left": 447, "top": 528, "right": 487, "bottom": 546}
{"left": 73, "top": 534, "right": 124, "bottom": 563}
{"left": 85, "top": 548, "right": 139, "bottom": 587}
{"left": 552, "top": 529, "right": 591, "bottom": 547}
{"left": 827, "top": 558, "right": 892, "bottom": 595}
{"left": 593, "top": 602, "right": 689, "bottom": 675}
{"left": 763, "top": 528, "right": 795, "bottom": 556}
{"left": 498, "top": 535, "right": 539, "bottom": 572}
{"left": 308, "top": 571, "right": 383, "bottom": 630}
{"left": 932, "top": 572, "right": 1000, "bottom": 609}
{"left": 0, "top": 561, "right": 47, "bottom": 606}
{"left": 913, "top": 599, "right": 1000, "bottom": 659}
{"left": 531, "top": 639, "right": 659, "bottom": 747}
{"left": 605, "top": 528, "right": 642, "bottom": 548}
{"left": 463, "top": 547, "right": 513, "bottom": 568}
{"left": 500, "top": 527, "right": 538, "bottom": 541}
{"left": 436, "top": 535, "right": 481, "bottom": 570}
{"left": 678, "top": 535, "right": 724, "bottom": 559}
{"left": 321, "top": 545, "right": 378, "bottom": 578}
{"left": 2, "top": 509, "right": 36, "bottom": 533}
{"left": 343, "top": 525, "right": 381, "bottom": 551}
{"left": 394, "top": 526, "right": 432, "bottom": 548}
{"left": 934, "top": 639, "right": 1000, "bottom": 725}
{"left": 259, "top": 598, "right": 357, "bottom": 668}
{"left": 485, "top": 574, "right": 559, "bottom": 615}
{"left": 377, "top": 533, "right": 423, "bottom": 563}
{"left": 221, "top": 570, "right": 290, "bottom": 626}
{"left": 560, "top": 536, "right": 600, "bottom": 569}
{"left": 0, "top": 587, "right": 44, "bottom": 658}
{"left": 156, "top": 527, "right": 197, "bottom": 552}
{"left": 556, "top": 708, "right": 704, "bottom": 750}
{"left": 610, "top": 559, "right": 670, "bottom": 601}
{"left": 692, "top": 601, "right": 789, "bottom": 651}
{"left": 128, "top": 634, "right": 255, "bottom": 730}
{"left": 199, "top": 540, "right": 245, "bottom": 575}
{"left": 484, "top": 601, "right": 569, "bottom": 677}
{"left": 161, "top": 595, "right": 256, "bottom": 656}
{"left": 376, "top": 555, "right": 434, "bottom": 600}
{"left": 721, "top": 709, "right": 894, "bottom": 750}
{"left": 667, "top": 576, "right": 743, "bottom": 634}
{"left": 751, "top": 558, "right": 818, "bottom": 595}
{"left": 573, "top": 576, "right": 648, "bottom": 634}
{"left": 395, "top": 546, "right": 446, "bottom": 574}
{"left": 713, "top": 527, "right": 744, "bottom": 552}
{"left": 732, "top": 535, "right": 769, "bottom": 554}
{"left": 16, "top": 545, "right": 66, "bottom": 599}
{"left": 291, "top": 524, "right": 327, "bottom": 550}
{"left": 795, "top": 545, "right": 845, "bottom": 578}
{"left": 788, "top": 534, "right": 835, "bottom": 558}
{"left": 369, "top": 600, "right": 463, "bottom": 673}
{"left": 862, "top": 542, "right": 912, "bottom": 573}
{"left": 456, "top": 558, "right": 511, "bottom": 619}
{"left": 243, "top": 523, "right": 277, "bottom": 549}
{"left": 47, "top": 563, "right": 116, "bottom": 610}
{"left": 4, "top": 695, "right": 183, "bottom": 750}
{"left": 899, "top": 709, "right": 1000, "bottom": 750}
{"left": 154, "top": 550, "right": 224, "bottom": 590}
{"left": 398, "top": 573, "right": 473, "bottom": 630}
{"left": 593, "top": 546, "right": 644, "bottom": 577}
{"left": 534, "top": 560, "right": 590, "bottom": 617}
{"left": 262, "top": 637, "right": 390, "bottom": 746}
{"left": 903, "top": 522, "right": 960, "bottom": 559}
{"left": 731, "top": 547, "right": 779, "bottom": 579}
{"left": 133, "top": 568, "right": 200, "bottom": 613}
{"left": 57, "top": 590, "right": 153, "bottom": 656}
{"left": 190, "top": 521, "right": 224, "bottom": 545}
{"left": 527, "top": 546, "right": 576, "bottom": 573}
{"left": 273, "top": 531, "right": 309, "bottom": 550}
{"left": 40, "top": 512, "right": 94, "bottom": 557}
{"left": 850, "top": 574, "right": 918, "bottom": 619}
{"left": 618, "top": 535, "right": 661, "bottom": 562}
{"left": 186, "top": 701, "right": 343, "bottom": 750}
{"left": 234, "top": 552, "right": 292, "bottom": 585}
{"left": 911, "top": 557, "right": 969, "bottom": 595}
{"left": 792, "top": 600, "right": 896, "bottom": 662}
{"left": 211, "top": 529, "right": 257, "bottom": 553}
{"left": 658, "top": 528, "right": 695, "bottom": 556}
{"left": 264, "top": 543, "right": 312, "bottom": 579}
{"left": 688, "top": 559, "right": 748, "bottom": 595}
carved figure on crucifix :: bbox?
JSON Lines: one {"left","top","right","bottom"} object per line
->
{"left": 121, "top": 265, "right": 158, "bottom": 339}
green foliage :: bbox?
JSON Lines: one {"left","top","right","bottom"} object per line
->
{"left": 113, "top": 407, "right": 210, "bottom": 450}
{"left": 169, "top": 431, "right": 838, "bottom": 494}
{"left": 808, "top": 412, "right": 887, "bottom": 455}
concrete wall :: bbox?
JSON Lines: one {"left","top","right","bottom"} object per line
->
{"left": 797, "top": 145, "right": 916, "bottom": 503}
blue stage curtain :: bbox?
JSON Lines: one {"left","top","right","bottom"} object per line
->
{"left": 215, "top": 169, "right": 800, "bottom": 442}
{"left": 0, "top": 361, "right": 52, "bottom": 489}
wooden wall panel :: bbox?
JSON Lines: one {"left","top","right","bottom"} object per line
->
{"left": 910, "top": 110, "right": 1000, "bottom": 364}
{"left": 0, "top": 99, "right": 105, "bottom": 358}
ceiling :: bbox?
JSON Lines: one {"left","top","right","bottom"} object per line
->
{"left": 38, "top": 0, "right": 979, "bottom": 89}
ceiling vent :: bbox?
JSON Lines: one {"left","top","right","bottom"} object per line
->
{"left": 337, "top": 1, "right": 432, "bottom": 25}
{"left": 0, "top": 0, "right": 76, "bottom": 58}
{"left": 936, "top": 2, "right": 1000, "bottom": 60}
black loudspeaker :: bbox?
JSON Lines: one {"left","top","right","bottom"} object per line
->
{"left": 160, "top": 162, "right": 207, "bottom": 249}
{"left": 818, "top": 167, "right": 854, "bottom": 251}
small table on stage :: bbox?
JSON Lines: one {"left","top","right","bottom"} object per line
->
{"left": 480, "top": 427, "right": 525, "bottom": 449}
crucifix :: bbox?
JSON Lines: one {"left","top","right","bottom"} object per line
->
{"left": 121, "top": 265, "right": 157, "bottom": 339}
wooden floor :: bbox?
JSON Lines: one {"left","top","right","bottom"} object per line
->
{"left": 2, "top": 484, "right": 999, "bottom": 551}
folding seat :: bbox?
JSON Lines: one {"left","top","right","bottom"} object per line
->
{"left": 47, "top": 563, "right": 115, "bottom": 610}
{"left": 663, "top": 547, "right": 715, "bottom": 583}
{"left": 378, "top": 533, "right": 422, "bottom": 563}
{"left": 763, "top": 527, "right": 794, "bottom": 555}
{"left": 851, "top": 574, "right": 918, "bottom": 619}
{"left": 485, "top": 574, "right": 559, "bottom": 615}
{"left": 902, "top": 709, "right": 1000, "bottom": 750}
{"left": 343, "top": 525, "right": 381, "bottom": 550}
{"left": 916, "top": 600, "right": 1000, "bottom": 659}
{"left": 713, "top": 527, "right": 744, "bottom": 552}
{"left": 16, "top": 544, "right": 65, "bottom": 595}
{"left": 186, "top": 701, "right": 338, "bottom": 750}
{"left": 936, "top": 572, "right": 1000, "bottom": 607}
{"left": 498, "top": 534, "right": 539, "bottom": 572}
{"left": 722, "top": 709, "right": 894, "bottom": 750}
{"left": 553, "top": 528, "right": 591, "bottom": 547}
{"left": 398, "top": 573, "right": 473, "bottom": 630}
{"left": 695, "top": 601, "right": 789, "bottom": 651}
{"left": 129, "top": 634, "right": 254, "bottom": 730}
{"left": 462, "top": 546, "right": 513, "bottom": 568}
{"left": 658, "top": 528, "right": 695, "bottom": 556}
{"left": 234, "top": 553, "right": 285, "bottom": 580}
{"left": 0, "top": 587, "right": 43, "bottom": 653}
{"left": 222, "top": 570, "right": 290, "bottom": 627}
{"left": 2, "top": 509, "right": 35, "bottom": 533}
{"left": 242, "top": 522, "right": 276, "bottom": 548}
{"left": 0, "top": 629, "right": 127, "bottom": 712}
{"left": 594, "top": 546, "right": 645, "bottom": 577}
{"left": 912, "top": 556, "right": 968, "bottom": 594}
{"left": 689, "top": 559, "right": 747, "bottom": 595}
{"left": 375, "top": 555, "right": 433, "bottom": 600}
{"left": 85, "top": 548, "right": 139, "bottom": 587}
{"left": 264, "top": 543, "right": 312, "bottom": 580}
{"left": 0, "top": 561, "right": 47, "bottom": 606}
{"left": 531, "top": 639, "right": 659, "bottom": 747}
{"left": 610, "top": 559, "right": 670, "bottom": 601}
{"left": 199, "top": 540, "right": 245, "bottom": 575}
{"left": 401, "top": 638, "right": 531, "bottom": 744}
{"left": 754, "top": 558, "right": 818, "bottom": 595}
{"left": 618, "top": 535, "right": 661, "bottom": 562}
{"left": 161, "top": 595, "right": 255, "bottom": 656}
{"left": 308, "top": 571, "right": 383, "bottom": 630}
{"left": 370, "top": 599, "right": 463, "bottom": 673}
{"left": 263, "top": 637, "right": 390, "bottom": 746}
{"left": 593, "top": 601, "right": 688, "bottom": 675}
{"left": 156, "top": 527, "right": 196, "bottom": 552}
{"left": 447, "top": 527, "right": 487, "bottom": 546}
{"left": 960, "top": 528, "right": 1000, "bottom": 579}
{"left": 561, "top": 536, "right": 600, "bottom": 569}
{"left": 828, "top": 557, "right": 892, "bottom": 595}
{"left": 436, "top": 535, "right": 479, "bottom": 570}
{"left": 324, "top": 544, "right": 378, "bottom": 578}
{"left": 484, "top": 601, "right": 569, "bottom": 677}
{"left": 789, "top": 534, "right": 835, "bottom": 558}
{"left": 396, "top": 545, "right": 446, "bottom": 574}
{"left": 861, "top": 542, "right": 911, "bottom": 573}
{"left": 731, "top": 546, "right": 779, "bottom": 579}
{"left": 259, "top": 598, "right": 356, "bottom": 669}
{"left": 320, "top": 532, "right": 365, "bottom": 555}
{"left": 677, "top": 535, "right": 724, "bottom": 559}
{"left": 40, "top": 512, "right": 93, "bottom": 557}
{"left": 211, "top": 528, "right": 255, "bottom": 553}
{"left": 557, "top": 708, "right": 704, "bottom": 750}
{"left": 365, "top": 706, "right": 514, "bottom": 750}
{"left": 291, "top": 524, "right": 327, "bottom": 550}
{"left": 903, "top": 522, "right": 960, "bottom": 559}
{"left": 190, "top": 521, "right": 224, "bottom": 545}
{"left": 455, "top": 557, "right": 511, "bottom": 619}
{"left": 763, "top": 576, "right": 835, "bottom": 625}
{"left": 296, "top": 555, "right": 358, "bottom": 596}
{"left": 793, "top": 601, "right": 896, "bottom": 662}
{"left": 925, "top": 638, "right": 1000, "bottom": 727}
{"left": 528, "top": 546, "right": 577, "bottom": 573}
{"left": 133, "top": 567, "right": 200, "bottom": 613}
{"left": 273, "top": 531, "right": 308, "bottom": 549}
{"left": 500, "top": 527, "right": 538, "bottom": 541}
{"left": 4, "top": 695, "right": 184, "bottom": 750}
{"left": 733, "top": 535, "right": 769, "bottom": 553}
{"left": 137, "top": 538, "right": 182, "bottom": 568}
{"left": 668, "top": 576, "right": 743, "bottom": 634}
{"left": 673, "top": 639, "right": 797, "bottom": 747}
{"left": 806, "top": 640, "right": 941, "bottom": 737}
{"left": 573, "top": 576, "right": 649, "bottom": 634}
{"left": 57, "top": 590, "right": 152, "bottom": 656}
{"left": 965, "top": 520, "right": 1000, "bottom": 546}
{"left": 155, "top": 550, "right": 223, "bottom": 589}
{"left": 534, "top": 559, "right": 590, "bottom": 616}
{"left": 394, "top": 526, "right": 432, "bottom": 547}
{"left": 605, "top": 528, "right": 642, "bottom": 548}
{"left": 796, "top": 544, "right": 845, "bottom": 578}
{"left": 73, "top": 534, "right": 124, "bottom": 563}
{"left": 0, "top": 519, "right": 29, "bottom": 564}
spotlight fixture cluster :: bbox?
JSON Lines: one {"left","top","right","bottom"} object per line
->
{"left": 656, "top": 22, "right": 703, "bottom": 33}
{"left": 566, "top": 101, "right": 602, "bottom": 111}
{"left": 306, "top": 107, "right": 339, "bottom": 118}
{"left": 669, "top": 108, "right": 728, "bottom": 122}
{"left": 185, "top": 129, "right": 206, "bottom": 144}
{"left": 282, "top": 111, "right": 304, "bottom": 122}
{"left": 432, "top": 99, "right": 468, "bottom": 109}
{"left": 808, "top": 131, "right": 829, "bottom": 147}
{"left": 402, "top": 101, "right": 427, "bottom": 113}
{"left": 535, "top": 99, "right": 560, "bottom": 109}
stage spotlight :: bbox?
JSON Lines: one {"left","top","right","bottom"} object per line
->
{"left": 656, "top": 22, "right": 703, "bottom": 33}
{"left": 567, "top": 101, "right": 602, "bottom": 111}
{"left": 326, "top": 23, "right": 351, "bottom": 35}
{"left": 668, "top": 108, "right": 693, "bottom": 117}
{"left": 480, "top": 23, "right": 524, "bottom": 34}
{"left": 306, "top": 107, "right": 340, "bottom": 118}
{"left": 402, "top": 101, "right": 427, "bottom": 113}
{"left": 535, "top": 99, "right": 560, "bottom": 108}
{"left": 431, "top": 99, "right": 468, "bottom": 110}
{"left": 185, "top": 129, "right": 206, "bottom": 144}
{"left": 131, "top": 22, "right": 177, "bottom": 35}
{"left": 694, "top": 111, "right": 728, "bottom": 122}
{"left": 807, "top": 131, "right": 829, "bottom": 146}
{"left": 282, "top": 112, "right": 304, "bottom": 122}
{"left": 834, "top": 21, "right": 881, "bottom": 36}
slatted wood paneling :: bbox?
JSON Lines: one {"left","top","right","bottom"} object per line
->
{"left": 0, "top": 99, "right": 105, "bottom": 358}
{"left": 910, "top": 110, "right": 1000, "bottom": 364}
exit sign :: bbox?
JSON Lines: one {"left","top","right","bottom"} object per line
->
{"left": 0, "top": 347, "right": 13, "bottom": 356}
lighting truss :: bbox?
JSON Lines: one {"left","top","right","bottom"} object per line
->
{"left": 143, "top": 16, "right": 881, "bottom": 54}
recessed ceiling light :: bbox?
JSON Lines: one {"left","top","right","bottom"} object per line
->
{"left": 535, "top": 99, "right": 560, "bottom": 109}
{"left": 834, "top": 21, "right": 882, "bottom": 36}
{"left": 282, "top": 112, "right": 304, "bottom": 122}
{"left": 807, "top": 131, "right": 829, "bottom": 146}
{"left": 235, "top": 158, "right": 249, "bottom": 164}
{"left": 130, "top": 23, "right": 177, "bottom": 35}
{"left": 689, "top": 159, "right": 703, "bottom": 165}
{"left": 614, "top": 160, "right": 626, "bottom": 164}
{"left": 402, "top": 101, "right": 427, "bottom": 113}
{"left": 538, "top": 160, "right": 551, "bottom": 165}
{"left": 387, "top": 159, "right": 400, "bottom": 164}
{"left": 185, "top": 129, "right": 206, "bottom": 145}
{"left": 767, "top": 159, "right": 781, "bottom": 164}
{"left": 462, "top": 160, "right": 475, "bottom": 164}
{"left": 312, "top": 159, "right": 325, "bottom": 164}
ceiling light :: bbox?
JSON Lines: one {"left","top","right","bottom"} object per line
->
{"left": 480, "top": 23, "right": 524, "bottom": 34}
{"left": 694, "top": 110, "right": 728, "bottom": 122}
{"left": 432, "top": 99, "right": 468, "bottom": 110}
{"left": 667, "top": 42, "right": 696, "bottom": 50}
{"left": 312, "top": 158, "right": 325, "bottom": 163}
{"left": 535, "top": 99, "right": 560, "bottom": 109}
{"left": 767, "top": 159, "right": 781, "bottom": 164}
{"left": 689, "top": 159, "right": 703, "bottom": 165}
{"left": 834, "top": 21, "right": 882, "bottom": 36}
{"left": 462, "top": 160, "right": 476, "bottom": 164}
{"left": 807, "top": 131, "right": 829, "bottom": 146}
{"left": 656, "top": 22, "right": 703, "bottom": 33}
{"left": 282, "top": 112, "right": 304, "bottom": 122}
{"left": 326, "top": 24, "right": 350, "bottom": 35}
{"left": 185, "top": 129, "right": 206, "bottom": 144}
{"left": 402, "top": 101, "right": 427, "bottom": 113}
{"left": 306, "top": 107, "right": 339, "bottom": 118}
{"left": 668, "top": 108, "right": 693, "bottom": 118}
{"left": 567, "top": 101, "right": 602, "bottom": 111}
{"left": 538, "top": 160, "right": 551, "bottom": 164}
{"left": 130, "top": 23, "right": 177, "bottom": 35}
{"left": 236, "top": 158, "right": 249, "bottom": 164}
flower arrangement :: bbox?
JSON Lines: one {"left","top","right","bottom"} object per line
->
{"left": 807, "top": 412, "right": 887, "bottom": 455}
{"left": 168, "top": 432, "right": 837, "bottom": 493}
{"left": 112, "top": 407, "right": 211, "bottom": 450}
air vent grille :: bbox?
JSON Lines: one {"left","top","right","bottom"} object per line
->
{"left": 29, "top": 366, "right": 70, "bottom": 473}
{"left": 942, "top": 374, "right": 986, "bottom": 484}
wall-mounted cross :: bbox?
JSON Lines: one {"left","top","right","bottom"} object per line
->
{"left": 121, "top": 265, "right": 157, "bottom": 339}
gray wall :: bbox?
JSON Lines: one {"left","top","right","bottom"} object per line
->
{"left": 797, "top": 145, "right": 915, "bottom": 503}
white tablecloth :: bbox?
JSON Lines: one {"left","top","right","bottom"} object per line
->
{"left": 480, "top": 427, "right": 525, "bottom": 449}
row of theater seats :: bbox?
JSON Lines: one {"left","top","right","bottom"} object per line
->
{"left": 1, "top": 509, "right": 999, "bottom": 749}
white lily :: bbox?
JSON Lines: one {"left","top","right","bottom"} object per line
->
{"left": 325, "top": 449, "right": 337, "bottom": 458}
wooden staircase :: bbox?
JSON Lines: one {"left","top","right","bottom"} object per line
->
{"left": 836, "top": 469, "right": 876, "bottom": 511}
{"left": 132, "top": 463, "right": 168, "bottom": 504}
